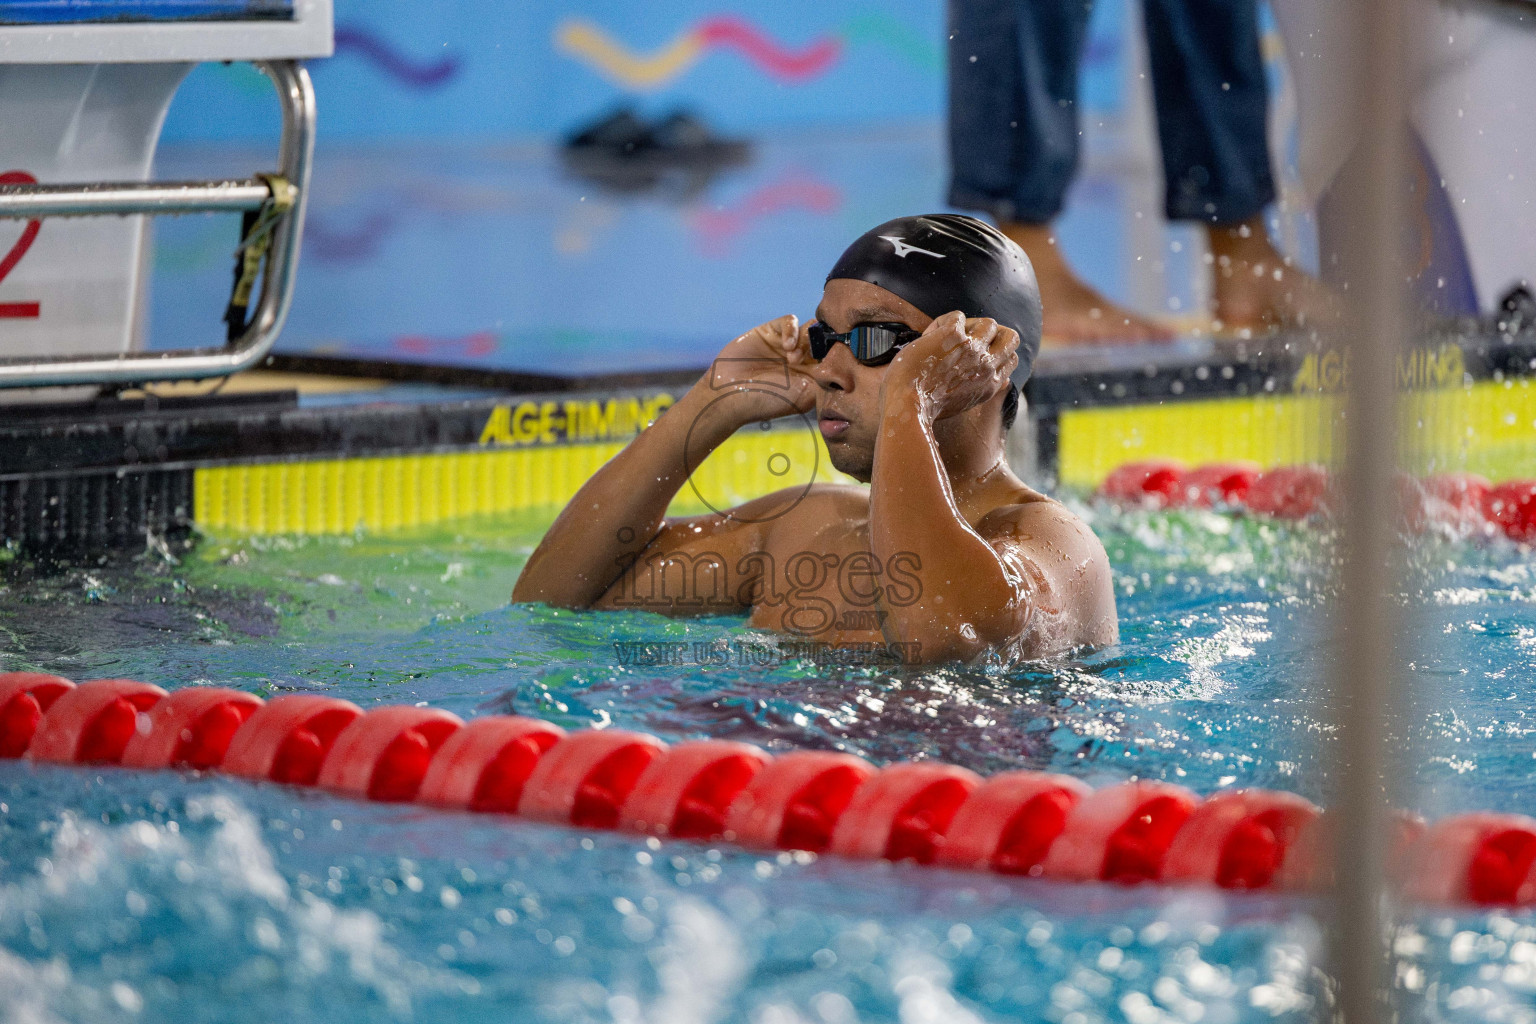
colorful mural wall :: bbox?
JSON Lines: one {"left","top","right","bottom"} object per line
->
{"left": 146, "top": 0, "right": 1173, "bottom": 375}
{"left": 161, "top": 1, "right": 967, "bottom": 143}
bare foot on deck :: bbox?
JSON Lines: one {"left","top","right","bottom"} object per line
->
{"left": 1208, "top": 215, "right": 1339, "bottom": 336}
{"left": 1000, "top": 222, "right": 1174, "bottom": 345}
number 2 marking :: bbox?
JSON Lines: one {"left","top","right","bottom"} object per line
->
{"left": 0, "top": 170, "right": 41, "bottom": 319}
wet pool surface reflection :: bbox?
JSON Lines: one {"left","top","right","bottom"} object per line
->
{"left": 1, "top": 502, "right": 1534, "bottom": 1022}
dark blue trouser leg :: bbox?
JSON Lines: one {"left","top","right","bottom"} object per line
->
{"left": 947, "top": 0, "right": 1095, "bottom": 224}
{"left": 948, "top": 0, "right": 1276, "bottom": 227}
{"left": 1142, "top": 0, "right": 1276, "bottom": 223}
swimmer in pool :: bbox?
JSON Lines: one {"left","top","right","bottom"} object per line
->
{"left": 513, "top": 214, "right": 1118, "bottom": 663}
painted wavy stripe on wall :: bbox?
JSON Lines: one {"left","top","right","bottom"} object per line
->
{"left": 334, "top": 24, "right": 462, "bottom": 89}
{"left": 839, "top": 12, "right": 940, "bottom": 72}
{"left": 555, "top": 19, "right": 704, "bottom": 89}
{"left": 556, "top": 15, "right": 841, "bottom": 90}
{"left": 695, "top": 15, "right": 841, "bottom": 78}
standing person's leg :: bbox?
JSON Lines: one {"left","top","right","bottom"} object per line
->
{"left": 1142, "top": 0, "right": 1333, "bottom": 332}
{"left": 948, "top": 0, "right": 1170, "bottom": 343}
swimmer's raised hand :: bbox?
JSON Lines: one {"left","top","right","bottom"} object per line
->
{"left": 883, "top": 311, "right": 1019, "bottom": 421}
{"left": 692, "top": 314, "right": 818, "bottom": 429}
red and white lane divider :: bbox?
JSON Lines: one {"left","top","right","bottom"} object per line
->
{"left": 3, "top": 673, "right": 1534, "bottom": 905}
{"left": 1097, "top": 461, "right": 1536, "bottom": 540}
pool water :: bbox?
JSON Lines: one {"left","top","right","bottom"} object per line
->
{"left": 2, "top": 501, "right": 1535, "bottom": 1023}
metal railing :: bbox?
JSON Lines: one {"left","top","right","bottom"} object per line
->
{"left": 0, "top": 59, "right": 314, "bottom": 390}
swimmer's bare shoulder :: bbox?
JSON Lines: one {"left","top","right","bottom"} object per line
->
{"left": 973, "top": 492, "right": 1119, "bottom": 653}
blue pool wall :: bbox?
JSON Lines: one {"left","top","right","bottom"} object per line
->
{"left": 158, "top": 0, "right": 1128, "bottom": 144}
{"left": 143, "top": 0, "right": 1303, "bottom": 375}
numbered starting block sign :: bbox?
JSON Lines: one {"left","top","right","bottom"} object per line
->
{"left": 0, "top": 63, "right": 190, "bottom": 358}
{"left": 0, "top": 1, "right": 330, "bottom": 381}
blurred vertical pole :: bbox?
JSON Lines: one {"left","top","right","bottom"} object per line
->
{"left": 1328, "top": 0, "right": 1413, "bottom": 1020}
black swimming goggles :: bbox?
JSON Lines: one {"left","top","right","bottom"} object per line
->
{"left": 807, "top": 321, "right": 922, "bottom": 366}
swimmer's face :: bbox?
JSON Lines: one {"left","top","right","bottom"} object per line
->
{"left": 811, "top": 279, "right": 933, "bottom": 481}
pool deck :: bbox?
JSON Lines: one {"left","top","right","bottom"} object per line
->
{"left": 3, "top": 323, "right": 1533, "bottom": 552}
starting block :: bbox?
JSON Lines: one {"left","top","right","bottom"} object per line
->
{"left": 0, "top": 0, "right": 331, "bottom": 395}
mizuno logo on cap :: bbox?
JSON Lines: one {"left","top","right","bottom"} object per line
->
{"left": 879, "top": 235, "right": 946, "bottom": 259}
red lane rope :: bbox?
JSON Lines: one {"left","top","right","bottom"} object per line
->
{"left": 1097, "top": 461, "right": 1536, "bottom": 539}
{"left": 3, "top": 674, "right": 1531, "bottom": 905}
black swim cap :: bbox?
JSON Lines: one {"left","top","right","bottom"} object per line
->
{"left": 825, "top": 214, "right": 1043, "bottom": 383}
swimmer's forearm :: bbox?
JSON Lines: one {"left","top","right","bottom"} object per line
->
{"left": 869, "top": 393, "right": 1024, "bottom": 658}
{"left": 512, "top": 386, "right": 739, "bottom": 606}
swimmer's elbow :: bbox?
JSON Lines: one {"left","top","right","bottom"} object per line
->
{"left": 887, "top": 605, "right": 1030, "bottom": 664}
{"left": 510, "top": 576, "right": 594, "bottom": 609}
{"left": 902, "top": 627, "right": 1015, "bottom": 666}
{"left": 509, "top": 573, "right": 549, "bottom": 605}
